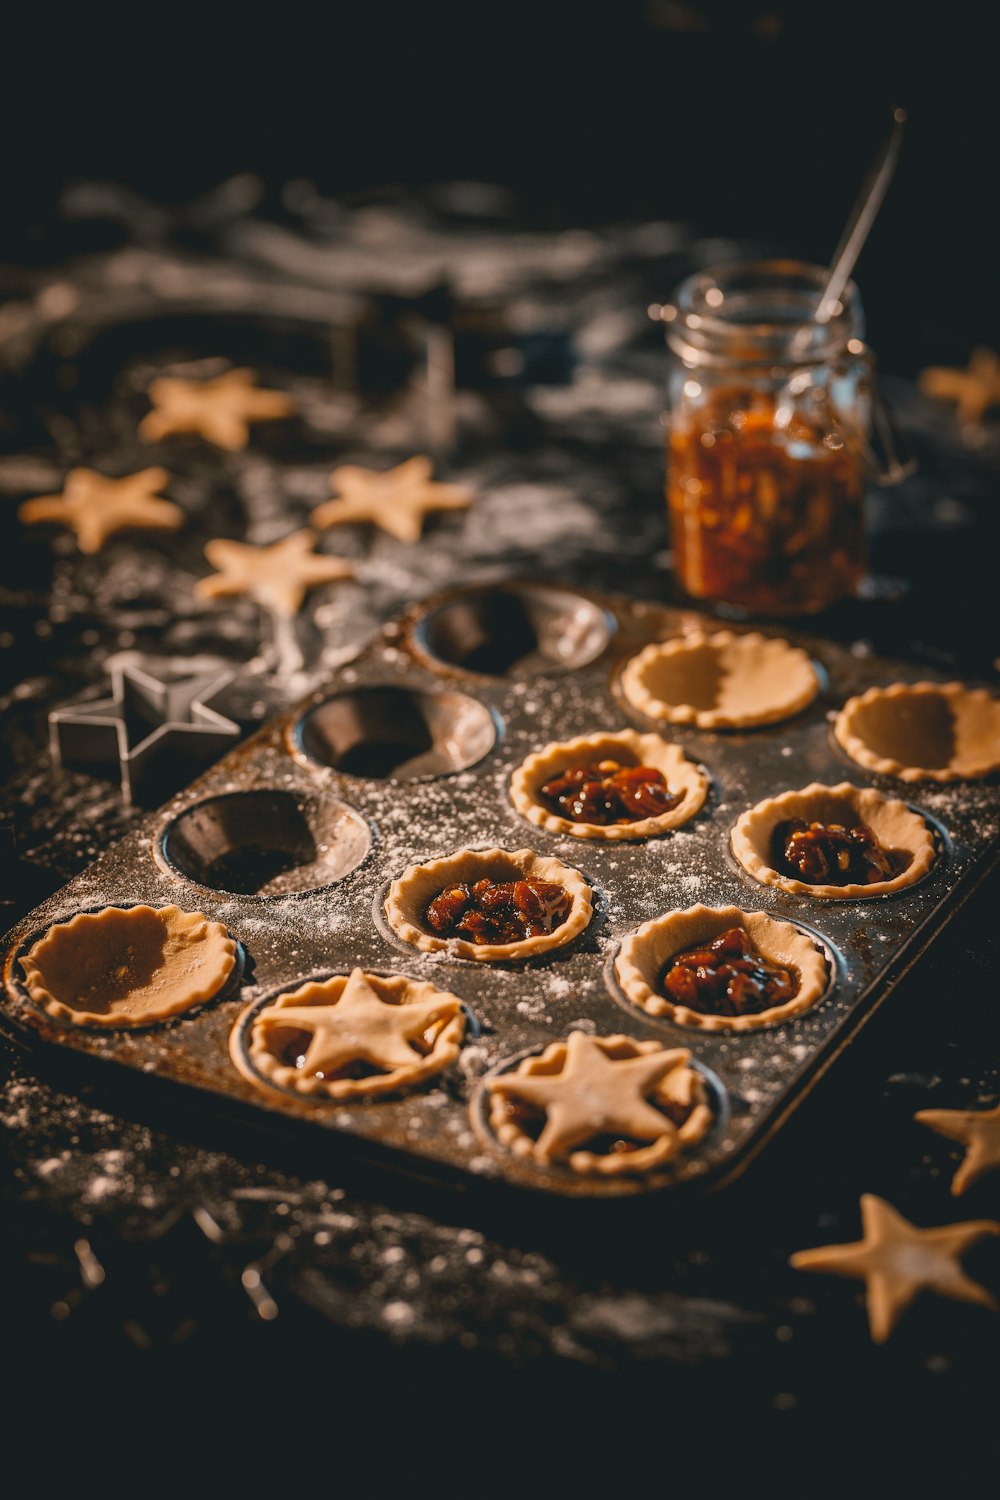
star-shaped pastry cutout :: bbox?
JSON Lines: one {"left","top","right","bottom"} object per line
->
{"left": 916, "top": 1102, "right": 1000, "bottom": 1196}
{"left": 790, "top": 1193, "right": 999, "bottom": 1343}
{"left": 919, "top": 348, "right": 1000, "bottom": 425}
{"left": 195, "top": 530, "right": 354, "bottom": 617}
{"left": 256, "top": 968, "right": 463, "bottom": 1078}
{"left": 18, "top": 467, "right": 183, "bottom": 553}
{"left": 311, "top": 455, "right": 472, "bottom": 544}
{"left": 48, "top": 658, "right": 240, "bottom": 804}
{"left": 139, "top": 367, "right": 294, "bottom": 450}
{"left": 488, "top": 1031, "right": 692, "bottom": 1161}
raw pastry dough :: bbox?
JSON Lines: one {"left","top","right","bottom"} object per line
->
{"left": 231, "top": 967, "right": 467, "bottom": 1101}
{"left": 790, "top": 1193, "right": 999, "bottom": 1343}
{"left": 731, "top": 781, "right": 936, "bottom": 898}
{"left": 915, "top": 1101, "right": 1000, "bottom": 1196}
{"left": 834, "top": 681, "right": 1000, "bottom": 781}
{"left": 19, "top": 467, "right": 183, "bottom": 553}
{"left": 615, "top": 904, "right": 829, "bottom": 1030}
{"left": 195, "top": 530, "right": 354, "bottom": 617}
{"left": 384, "top": 847, "right": 592, "bottom": 961}
{"left": 484, "top": 1030, "right": 712, "bottom": 1176}
{"left": 509, "top": 728, "right": 708, "bottom": 840}
{"left": 140, "top": 368, "right": 294, "bottom": 450}
{"left": 312, "top": 456, "right": 472, "bottom": 543}
{"left": 620, "top": 629, "right": 819, "bottom": 729}
{"left": 20, "top": 904, "right": 236, "bottom": 1027}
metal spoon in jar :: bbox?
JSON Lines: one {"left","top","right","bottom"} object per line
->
{"left": 793, "top": 106, "right": 908, "bottom": 353}
{"left": 792, "top": 106, "right": 915, "bottom": 481}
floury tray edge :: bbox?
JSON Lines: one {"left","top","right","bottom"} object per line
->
{"left": 3, "top": 582, "right": 998, "bottom": 1200}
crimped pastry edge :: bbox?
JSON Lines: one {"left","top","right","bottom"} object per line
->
{"left": 230, "top": 970, "right": 468, "bottom": 1101}
{"left": 19, "top": 903, "right": 237, "bottom": 1027}
{"left": 615, "top": 903, "right": 830, "bottom": 1031}
{"left": 484, "top": 1033, "right": 713, "bottom": 1175}
{"left": 508, "top": 727, "right": 708, "bottom": 840}
{"left": 834, "top": 680, "right": 1000, "bottom": 782}
{"left": 619, "top": 628, "right": 819, "bottom": 730}
{"left": 384, "top": 846, "right": 593, "bottom": 960}
{"left": 730, "top": 781, "right": 937, "bottom": 898}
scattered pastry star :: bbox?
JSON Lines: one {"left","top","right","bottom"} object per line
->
{"left": 919, "top": 348, "right": 1000, "bottom": 425}
{"left": 916, "top": 1102, "right": 1000, "bottom": 1196}
{"left": 790, "top": 1193, "right": 999, "bottom": 1343}
{"left": 18, "top": 467, "right": 183, "bottom": 553}
{"left": 195, "top": 529, "right": 354, "bottom": 617}
{"left": 139, "top": 367, "right": 295, "bottom": 450}
{"left": 488, "top": 1031, "right": 693, "bottom": 1161}
{"left": 311, "top": 455, "right": 472, "bottom": 544}
{"left": 255, "top": 968, "right": 462, "bottom": 1078}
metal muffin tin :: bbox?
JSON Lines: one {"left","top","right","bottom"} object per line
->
{"left": 3, "top": 582, "right": 998, "bottom": 1200}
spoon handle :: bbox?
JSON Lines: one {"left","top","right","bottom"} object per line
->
{"left": 814, "top": 106, "right": 908, "bottom": 327}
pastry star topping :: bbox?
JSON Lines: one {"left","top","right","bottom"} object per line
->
{"left": 139, "top": 367, "right": 294, "bottom": 450}
{"left": 255, "top": 968, "right": 463, "bottom": 1079}
{"left": 311, "top": 455, "right": 472, "bottom": 544}
{"left": 916, "top": 1102, "right": 1000, "bottom": 1196}
{"left": 18, "top": 467, "right": 183, "bottom": 553}
{"left": 489, "top": 1030, "right": 694, "bottom": 1161}
{"left": 790, "top": 1193, "right": 999, "bottom": 1343}
{"left": 919, "top": 348, "right": 1000, "bottom": 425}
{"left": 195, "top": 529, "right": 354, "bottom": 617}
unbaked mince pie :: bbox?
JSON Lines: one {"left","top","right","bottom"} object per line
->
{"left": 482, "top": 1031, "right": 712, "bottom": 1176}
{"left": 834, "top": 681, "right": 1000, "bottom": 782}
{"left": 620, "top": 628, "right": 819, "bottom": 730}
{"left": 509, "top": 728, "right": 707, "bottom": 840}
{"left": 615, "top": 904, "right": 829, "bottom": 1030}
{"left": 731, "top": 782, "right": 936, "bottom": 898}
{"left": 384, "top": 847, "right": 592, "bottom": 960}
{"left": 19, "top": 904, "right": 237, "bottom": 1027}
{"left": 230, "top": 967, "right": 467, "bottom": 1100}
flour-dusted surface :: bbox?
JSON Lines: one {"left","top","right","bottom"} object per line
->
{"left": 2, "top": 185, "right": 1000, "bottom": 1420}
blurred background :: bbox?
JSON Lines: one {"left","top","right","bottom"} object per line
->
{"left": 2, "top": 0, "right": 994, "bottom": 368}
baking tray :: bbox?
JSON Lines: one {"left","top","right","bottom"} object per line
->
{"left": 3, "top": 581, "right": 998, "bottom": 1200}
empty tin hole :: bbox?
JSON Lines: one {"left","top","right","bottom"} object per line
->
{"left": 412, "top": 585, "right": 615, "bottom": 677}
{"left": 160, "top": 788, "right": 372, "bottom": 896}
{"left": 295, "top": 686, "right": 497, "bottom": 780}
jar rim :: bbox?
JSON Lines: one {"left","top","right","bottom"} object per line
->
{"left": 664, "top": 258, "right": 865, "bottom": 365}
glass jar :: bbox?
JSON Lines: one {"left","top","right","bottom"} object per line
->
{"left": 662, "top": 259, "right": 888, "bottom": 616}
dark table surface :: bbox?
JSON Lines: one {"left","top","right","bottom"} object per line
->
{"left": 1, "top": 183, "right": 998, "bottom": 1471}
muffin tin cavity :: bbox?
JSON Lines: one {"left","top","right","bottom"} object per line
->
{"left": 411, "top": 584, "right": 615, "bottom": 677}
{"left": 294, "top": 685, "right": 497, "bottom": 780}
{"left": 160, "top": 788, "right": 371, "bottom": 895}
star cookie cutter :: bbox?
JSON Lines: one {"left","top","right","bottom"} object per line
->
{"left": 49, "top": 658, "right": 242, "bottom": 805}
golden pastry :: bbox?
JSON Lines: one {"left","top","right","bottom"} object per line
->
{"left": 19, "top": 467, "right": 182, "bottom": 553}
{"left": 731, "top": 781, "right": 936, "bottom": 898}
{"left": 312, "top": 456, "right": 472, "bottom": 543}
{"left": 384, "top": 847, "right": 592, "bottom": 961}
{"left": 790, "top": 1193, "right": 999, "bottom": 1343}
{"left": 615, "top": 904, "right": 829, "bottom": 1031}
{"left": 834, "top": 681, "right": 1000, "bottom": 782}
{"left": 231, "top": 967, "right": 467, "bottom": 1101}
{"left": 620, "top": 629, "right": 818, "bottom": 730}
{"left": 195, "top": 530, "right": 354, "bottom": 617}
{"left": 139, "top": 367, "right": 294, "bottom": 450}
{"left": 20, "top": 904, "right": 237, "bottom": 1027}
{"left": 484, "top": 1031, "right": 712, "bottom": 1176}
{"left": 509, "top": 728, "right": 707, "bottom": 841}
